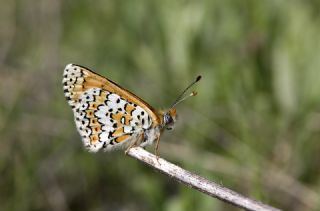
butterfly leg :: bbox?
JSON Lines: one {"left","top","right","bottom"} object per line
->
{"left": 154, "top": 134, "right": 161, "bottom": 161}
{"left": 125, "top": 133, "right": 144, "bottom": 154}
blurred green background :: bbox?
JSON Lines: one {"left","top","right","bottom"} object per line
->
{"left": 1, "top": 0, "right": 320, "bottom": 210}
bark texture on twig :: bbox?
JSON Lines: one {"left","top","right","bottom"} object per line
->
{"left": 127, "top": 147, "right": 281, "bottom": 211}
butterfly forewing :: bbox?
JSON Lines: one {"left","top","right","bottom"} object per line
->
{"left": 63, "top": 64, "right": 160, "bottom": 152}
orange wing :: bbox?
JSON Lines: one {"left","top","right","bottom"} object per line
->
{"left": 63, "top": 64, "right": 161, "bottom": 126}
{"left": 63, "top": 64, "right": 161, "bottom": 152}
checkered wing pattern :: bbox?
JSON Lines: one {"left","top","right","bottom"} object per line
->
{"left": 63, "top": 64, "right": 160, "bottom": 152}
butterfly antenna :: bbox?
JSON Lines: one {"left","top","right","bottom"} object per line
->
{"left": 171, "top": 75, "right": 202, "bottom": 108}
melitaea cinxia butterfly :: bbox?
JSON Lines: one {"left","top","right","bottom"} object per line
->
{"left": 63, "top": 64, "right": 201, "bottom": 154}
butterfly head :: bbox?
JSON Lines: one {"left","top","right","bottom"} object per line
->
{"left": 162, "top": 108, "right": 177, "bottom": 130}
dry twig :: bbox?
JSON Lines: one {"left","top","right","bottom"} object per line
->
{"left": 127, "top": 147, "right": 281, "bottom": 211}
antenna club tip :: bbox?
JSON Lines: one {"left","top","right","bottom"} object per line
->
{"left": 191, "top": 91, "right": 198, "bottom": 96}
{"left": 196, "top": 75, "right": 202, "bottom": 82}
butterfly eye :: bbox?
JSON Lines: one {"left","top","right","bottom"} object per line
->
{"left": 164, "top": 113, "right": 173, "bottom": 125}
{"left": 163, "top": 113, "right": 175, "bottom": 130}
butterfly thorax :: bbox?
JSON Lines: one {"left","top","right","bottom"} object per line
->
{"left": 139, "top": 108, "right": 176, "bottom": 149}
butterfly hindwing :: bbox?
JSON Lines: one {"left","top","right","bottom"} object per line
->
{"left": 63, "top": 64, "right": 156, "bottom": 152}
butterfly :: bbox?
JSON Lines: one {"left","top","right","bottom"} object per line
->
{"left": 63, "top": 64, "right": 201, "bottom": 155}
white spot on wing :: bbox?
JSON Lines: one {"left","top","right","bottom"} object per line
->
{"left": 132, "top": 106, "right": 151, "bottom": 128}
